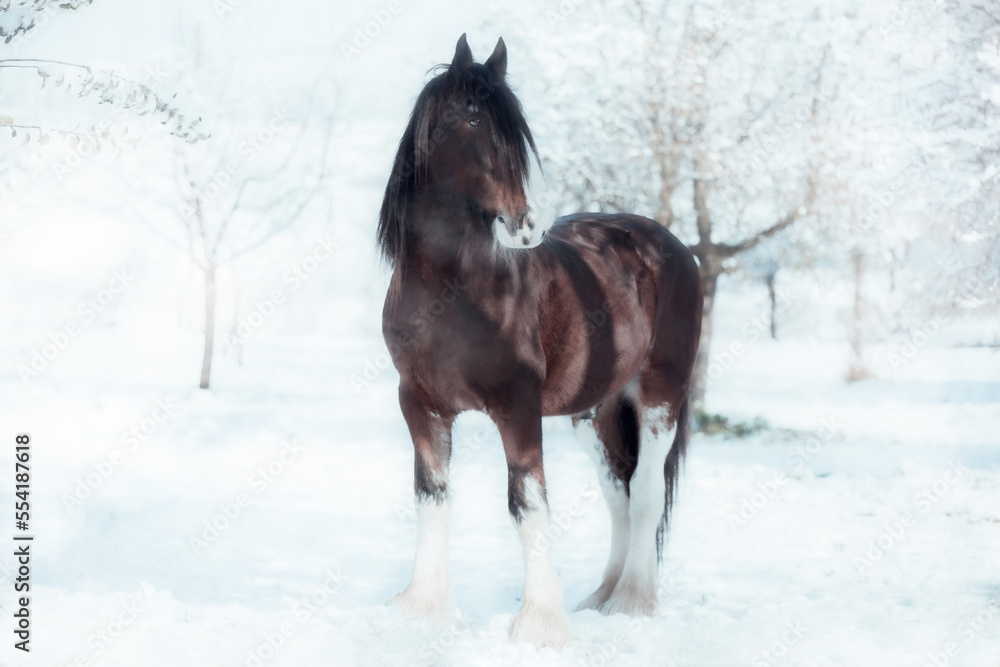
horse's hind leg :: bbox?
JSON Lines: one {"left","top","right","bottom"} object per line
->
{"left": 573, "top": 393, "right": 637, "bottom": 611}
{"left": 599, "top": 242, "right": 700, "bottom": 616}
{"left": 599, "top": 397, "right": 681, "bottom": 617}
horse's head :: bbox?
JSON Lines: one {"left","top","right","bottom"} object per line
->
{"left": 378, "top": 34, "right": 543, "bottom": 264}
{"left": 428, "top": 35, "right": 542, "bottom": 250}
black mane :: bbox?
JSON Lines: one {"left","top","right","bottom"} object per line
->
{"left": 376, "top": 60, "right": 539, "bottom": 266}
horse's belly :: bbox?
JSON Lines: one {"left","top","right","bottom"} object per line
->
{"left": 540, "top": 307, "right": 651, "bottom": 416}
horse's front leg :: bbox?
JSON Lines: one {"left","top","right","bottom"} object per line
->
{"left": 495, "top": 398, "right": 572, "bottom": 648}
{"left": 391, "top": 381, "right": 455, "bottom": 618}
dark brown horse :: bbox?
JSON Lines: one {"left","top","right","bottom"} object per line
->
{"left": 378, "top": 34, "right": 702, "bottom": 648}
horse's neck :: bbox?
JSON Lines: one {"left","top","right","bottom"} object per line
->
{"left": 402, "top": 238, "right": 521, "bottom": 287}
{"left": 403, "top": 196, "right": 522, "bottom": 285}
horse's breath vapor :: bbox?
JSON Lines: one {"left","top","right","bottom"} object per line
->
{"left": 379, "top": 34, "right": 703, "bottom": 649}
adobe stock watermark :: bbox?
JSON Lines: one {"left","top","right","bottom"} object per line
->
{"left": 18, "top": 268, "right": 134, "bottom": 384}
{"left": 189, "top": 439, "right": 305, "bottom": 554}
{"left": 736, "top": 84, "right": 840, "bottom": 179}
{"left": 853, "top": 460, "right": 967, "bottom": 574}
{"left": 878, "top": 0, "right": 941, "bottom": 39}
{"left": 393, "top": 412, "right": 512, "bottom": 521}
{"left": 786, "top": 417, "right": 843, "bottom": 475}
{"left": 951, "top": 259, "right": 999, "bottom": 310}
{"left": 707, "top": 0, "right": 752, "bottom": 35}
{"left": 180, "top": 107, "right": 293, "bottom": 221}
{"left": 226, "top": 567, "right": 350, "bottom": 667}
{"left": 886, "top": 314, "right": 950, "bottom": 371}
{"left": 340, "top": 1, "right": 403, "bottom": 63}
{"left": 4, "top": 0, "right": 95, "bottom": 54}
{"left": 62, "top": 396, "right": 182, "bottom": 513}
{"left": 585, "top": 618, "right": 645, "bottom": 667}
{"left": 705, "top": 284, "right": 799, "bottom": 387}
{"left": 378, "top": 63, "right": 509, "bottom": 196}
{"left": 355, "top": 289, "right": 611, "bottom": 396}
{"left": 214, "top": 0, "right": 250, "bottom": 21}
{"left": 415, "top": 618, "right": 471, "bottom": 666}
{"left": 62, "top": 587, "right": 151, "bottom": 667}
{"left": 51, "top": 63, "right": 170, "bottom": 180}
{"left": 351, "top": 278, "right": 468, "bottom": 394}
{"left": 750, "top": 619, "right": 806, "bottom": 666}
{"left": 727, "top": 470, "right": 787, "bottom": 532}
{"left": 922, "top": 595, "right": 1000, "bottom": 667}
{"left": 530, "top": 480, "right": 601, "bottom": 555}
{"left": 656, "top": 566, "right": 691, "bottom": 603}
{"left": 410, "top": 601, "right": 643, "bottom": 667}
{"left": 854, "top": 134, "right": 958, "bottom": 235}
{"left": 225, "top": 236, "right": 338, "bottom": 351}
{"left": 545, "top": 0, "right": 595, "bottom": 27}
{"left": 52, "top": 118, "right": 119, "bottom": 179}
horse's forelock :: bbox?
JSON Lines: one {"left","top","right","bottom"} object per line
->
{"left": 466, "top": 63, "right": 539, "bottom": 187}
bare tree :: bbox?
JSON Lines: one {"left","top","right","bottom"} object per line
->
{"left": 682, "top": 176, "right": 817, "bottom": 405}
{"left": 926, "top": 1, "right": 1000, "bottom": 317}
{"left": 527, "top": 0, "right": 827, "bottom": 408}
{"left": 157, "top": 117, "right": 333, "bottom": 389}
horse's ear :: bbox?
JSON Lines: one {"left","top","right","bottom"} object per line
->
{"left": 485, "top": 37, "right": 507, "bottom": 78}
{"left": 451, "top": 33, "right": 473, "bottom": 73}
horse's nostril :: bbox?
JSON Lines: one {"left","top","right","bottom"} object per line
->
{"left": 527, "top": 221, "right": 535, "bottom": 230}
{"left": 522, "top": 237, "right": 530, "bottom": 245}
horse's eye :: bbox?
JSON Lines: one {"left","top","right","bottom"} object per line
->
{"left": 469, "top": 117, "right": 482, "bottom": 127}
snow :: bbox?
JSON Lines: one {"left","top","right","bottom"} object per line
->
{"left": 1, "top": 294, "right": 998, "bottom": 666}
{"left": 1, "top": 0, "right": 998, "bottom": 665}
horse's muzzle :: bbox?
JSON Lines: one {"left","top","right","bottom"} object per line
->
{"left": 494, "top": 210, "right": 545, "bottom": 249}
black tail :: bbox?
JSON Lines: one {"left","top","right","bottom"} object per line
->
{"left": 656, "top": 397, "right": 689, "bottom": 562}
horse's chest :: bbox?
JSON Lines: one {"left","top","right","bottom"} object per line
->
{"left": 384, "top": 283, "right": 538, "bottom": 400}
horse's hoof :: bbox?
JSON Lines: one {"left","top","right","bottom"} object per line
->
{"left": 509, "top": 602, "right": 571, "bottom": 648}
{"left": 598, "top": 582, "right": 657, "bottom": 617}
{"left": 574, "top": 584, "right": 614, "bottom": 612}
{"left": 389, "top": 586, "right": 453, "bottom": 620}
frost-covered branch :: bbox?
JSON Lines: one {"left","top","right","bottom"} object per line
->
{"left": 0, "top": 0, "right": 93, "bottom": 45}
{"left": 0, "top": 58, "right": 207, "bottom": 143}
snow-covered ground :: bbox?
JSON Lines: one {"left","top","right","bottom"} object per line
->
{"left": 2, "top": 2, "right": 999, "bottom": 665}
{"left": 1, "top": 279, "right": 998, "bottom": 666}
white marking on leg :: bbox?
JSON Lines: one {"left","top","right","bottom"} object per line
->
{"left": 509, "top": 476, "right": 572, "bottom": 648}
{"left": 391, "top": 495, "right": 452, "bottom": 618}
{"left": 601, "top": 405, "right": 676, "bottom": 617}
{"left": 574, "top": 418, "right": 630, "bottom": 611}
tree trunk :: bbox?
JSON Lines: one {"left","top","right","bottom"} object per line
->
{"left": 683, "top": 176, "right": 812, "bottom": 410}
{"left": 228, "top": 271, "right": 244, "bottom": 366}
{"left": 688, "top": 178, "right": 722, "bottom": 413}
{"left": 199, "top": 264, "right": 216, "bottom": 389}
{"left": 766, "top": 271, "right": 778, "bottom": 340}
{"left": 689, "top": 255, "right": 721, "bottom": 411}
{"left": 846, "top": 251, "right": 869, "bottom": 382}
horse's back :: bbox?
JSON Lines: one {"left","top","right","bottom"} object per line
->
{"left": 542, "top": 213, "right": 698, "bottom": 299}
{"left": 544, "top": 213, "right": 692, "bottom": 273}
